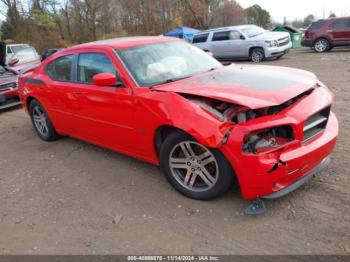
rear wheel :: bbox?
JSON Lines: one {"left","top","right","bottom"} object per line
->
{"left": 29, "top": 100, "right": 60, "bottom": 141}
{"left": 313, "top": 38, "right": 330, "bottom": 52}
{"left": 250, "top": 48, "right": 265, "bottom": 62}
{"left": 160, "top": 131, "right": 234, "bottom": 200}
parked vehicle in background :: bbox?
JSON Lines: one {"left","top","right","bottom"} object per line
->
{"left": 0, "top": 42, "right": 40, "bottom": 109}
{"left": 0, "top": 64, "right": 20, "bottom": 110}
{"left": 5, "top": 44, "right": 41, "bottom": 68}
{"left": 302, "top": 17, "right": 350, "bottom": 52}
{"left": 18, "top": 37, "right": 337, "bottom": 203}
{"left": 41, "top": 48, "right": 62, "bottom": 61}
{"left": 192, "top": 25, "right": 292, "bottom": 62}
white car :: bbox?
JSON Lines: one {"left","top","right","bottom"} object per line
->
{"left": 192, "top": 25, "right": 292, "bottom": 62}
{"left": 4, "top": 44, "right": 40, "bottom": 66}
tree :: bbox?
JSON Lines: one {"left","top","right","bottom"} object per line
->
{"left": 246, "top": 4, "right": 271, "bottom": 28}
{"left": 303, "top": 14, "right": 314, "bottom": 28}
{"left": 329, "top": 12, "right": 336, "bottom": 18}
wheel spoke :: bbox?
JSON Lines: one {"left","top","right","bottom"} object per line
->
{"left": 33, "top": 115, "right": 41, "bottom": 122}
{"left": 183, "top": 171, "right": 193, "bottom": 186}
{"left": 201, "top": 155, "right": 216, "bottom": 166}
{"left": 170, "top": 163, "right": 188, "bottom": 169}
{"left": 170, "top": 157, "right": 187, "bottom": 164}
{"left": 197, "top": 167, "right": 216, "bottom": 187}
{"left": 198, "top": 151, "right": 211, "bottom": 161}
{"left": 184, "top": 142, "right": 196, "bottom": 157}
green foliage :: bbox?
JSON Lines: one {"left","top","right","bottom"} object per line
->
{"left": 0, "top": 20, "right": 14, "bottom": 40}
{"left": 31, "top": 9, "right": 56, "bottom": 27}
{"left": 246, "top": 4, "right": 271, "bottom": 28}
{"left": 303, "top": 14, "right": 314, "bottom": 28}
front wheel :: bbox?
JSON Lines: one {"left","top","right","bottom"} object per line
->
{"left": 160, "top": 131, "right": 234, "bottom": 200}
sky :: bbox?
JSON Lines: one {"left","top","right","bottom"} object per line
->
{"left": 237, "top": 0, "right": 350, "bottom": 23}
{"left": 0, "top": 0, "right": 349, "bottom": 23}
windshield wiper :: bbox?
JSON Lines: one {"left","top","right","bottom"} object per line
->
{"left": 150, "top": 75, "right": 194, "bottom": 89}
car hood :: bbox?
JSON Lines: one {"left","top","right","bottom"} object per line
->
{"left": 252, "top": 31, "right": 289, "bottom": 41}
{"left": 152, "top": 64, "right": 319, "bottom": 109}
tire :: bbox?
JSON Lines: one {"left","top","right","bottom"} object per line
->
{"left": 250, "top": 48, "right": 265, "bottom": 62}
{"left": 160, "top": 131, "right": 234, "bottom": 200}
{"left": 313, "top": 38, "right": 330, "bottom": 53}
{"left": 29, "top": 99, "right": 60, "bottom": 141}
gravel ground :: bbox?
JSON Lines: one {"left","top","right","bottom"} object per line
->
{"left": 0, "top": 47, "right": 349, "bottom": 255}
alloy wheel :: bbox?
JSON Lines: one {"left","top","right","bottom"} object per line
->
{"left": 251, "top": 50, "right": 264, "bottom": 62}
{"left": 32, "top": 106, "right": 49, "bottom": 137}
{"left": 169, "top": 141, "right": 219, "bottom": 192}
{"left": 314, "top": 39, "right": 328, "bottom": 52}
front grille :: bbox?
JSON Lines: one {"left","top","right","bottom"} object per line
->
{"left": 0, "top": 82, "right": 18, "bottom": 92}
{"left": 303, "top": 106, "right": 331, "bottom": 142}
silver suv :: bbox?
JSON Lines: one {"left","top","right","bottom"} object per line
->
{"left": 192, "top": 25, "right": 292, "bottom": 62}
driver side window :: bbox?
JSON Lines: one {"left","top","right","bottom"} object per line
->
{"left": 78, "top": 53, "right": 116, "bottom": 84}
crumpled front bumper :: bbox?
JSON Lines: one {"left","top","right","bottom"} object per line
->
{"left": 220, "top": 86, "right": 338, "bottom": 200}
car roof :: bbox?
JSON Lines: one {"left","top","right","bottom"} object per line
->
{"left": 68, "top": 36, "right": 178, "bottom": 51}
{"left": 194, "top": 25, "right": 256, "bottom": 35}
{"left": 314, "top": 16, "right": 350, "bottom": 22}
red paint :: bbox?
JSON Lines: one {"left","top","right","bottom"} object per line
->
{"left": 18, "top": 37, "right": 338, "bottom": 200}
{"left": 92, "top": 73, "right": 117, "bottom": 86}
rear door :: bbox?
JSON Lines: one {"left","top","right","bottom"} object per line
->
{"left": 329, "top": 18, "right": 350, "bottom": 43}
{"left": 211, "top": 30, "right": 246, "bottom": 58}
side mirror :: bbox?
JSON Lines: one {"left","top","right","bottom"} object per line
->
{"left": 8, "top": 57, "right": 19, "bottom": 66}
{"left": 240, "top": 35, "right": 245, "bottom": 40}
{"left": 92, "top": 73, "right": 117, "bottom": 86}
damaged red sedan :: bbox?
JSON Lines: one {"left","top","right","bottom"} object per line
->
{"left": 18, "top": 37, "right": 338, "bottom": 201}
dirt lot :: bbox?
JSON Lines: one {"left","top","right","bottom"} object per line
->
{"left": 0, "top": 48, "right": 349, "bottom": 255}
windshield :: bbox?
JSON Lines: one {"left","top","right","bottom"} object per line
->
{"left": 241, "top": 25, "right": 265, "bottom": 38}
{"left": 10, "top": 45, "right": 30, "bottom": 54}
{"left": 117, "top": 41, "right": 222, "bottom": 87}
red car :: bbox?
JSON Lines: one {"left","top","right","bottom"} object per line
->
{"left": 18, "top": 37, "right": 338, "bottom": 203}
{"left": 302, "top": 16, "right": 350, "bottom": 52}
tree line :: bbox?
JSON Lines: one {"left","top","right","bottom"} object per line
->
{"left": 0, "top": 0, "right": 274, "bottom": 52}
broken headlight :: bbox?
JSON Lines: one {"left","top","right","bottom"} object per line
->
{"left": 243, "top": 126, "right": 294, "bottom": 154}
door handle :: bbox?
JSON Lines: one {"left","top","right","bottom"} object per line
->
{"left": 72, "top": 92, "right": 86, "bottom": 96}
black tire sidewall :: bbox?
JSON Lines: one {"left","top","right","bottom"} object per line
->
{"left": 250, "top": 48, "right": 265, "bottom": 62}
{"left": 29, "top": 100, "right": 59, "bottom": 141}
{"left": 160, "top": 131, "right": 234, "bottom": 200}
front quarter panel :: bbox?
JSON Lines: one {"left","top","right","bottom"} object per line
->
{"left": 131, "top": 88, "right": 231, "bottom": 163}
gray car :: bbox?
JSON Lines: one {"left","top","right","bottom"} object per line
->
{"left": 192, "top": 25, "right": 292, "bottom": 62}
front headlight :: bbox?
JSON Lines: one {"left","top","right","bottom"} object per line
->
{"left": 265, "top": 40, "right": 278, "bottom": 47}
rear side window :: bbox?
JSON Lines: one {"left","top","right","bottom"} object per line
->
{"left": 212, "top": 31, "right": 230, "bottom": 41}
{"left": 308, "top": 21, "right": 325, "bottom": 30}
{"left": 192, "top": 34, "right": 209, "bottom": 43}
{"left": 78, "top": 53, "right": 116, "bottom": 84}
{"left": 331, "top": 19, "right": 350, "bottom": 29}
{"left": 46, "top": 55, "right": 73, "bottom": 81}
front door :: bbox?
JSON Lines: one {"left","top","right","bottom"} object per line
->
{"left": 64, "top": 51, "right": 135, "bottom": 153}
